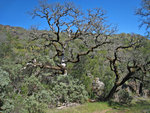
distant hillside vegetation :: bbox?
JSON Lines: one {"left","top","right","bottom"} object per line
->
{"left": 0, "top": 24, "right": 29, "bottom": 41}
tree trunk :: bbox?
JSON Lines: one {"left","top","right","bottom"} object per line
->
{"left": 0, "top": 99, "right": 3, "bottom": 111}
{"left": 139, "top": 82, "right": 143, "bottom": 96}
{"left": 104, "top": 84, "right": 118, "bottom": 101}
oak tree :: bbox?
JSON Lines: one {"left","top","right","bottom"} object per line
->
{"left": 28, "top": 0, "right": 115, "bottom": 75}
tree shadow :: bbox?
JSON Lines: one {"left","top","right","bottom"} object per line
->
{"left": 135, "top": 99, "right": 150, "bottom": 106}
{"left": 108, "top": 99, "right": 150, "bottom": 112}
{"left": 108, "top": 101, "right": 130, "bottom": 110}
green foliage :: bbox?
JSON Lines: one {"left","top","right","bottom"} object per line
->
{"left": 49, "top": 75, "right": 88, "bottom": 106}
{"left": 1, "top": 99, "right": 14, "bottom": 113}
{"left": 23, "top": 95, "right": 48, "bottom": 113}
{"left": 69, "top": 52, "right": 114, "bottom": 98}
{"left": 0, "top": 67, "right": 14, "bottom": 113}
{"left": 8, "top": 93, "right": 48, "bottom": 113}
{"left": 0, "top": 68, "right": 10, "bottom": 88}
{"left": 1, "top": 27, "right": 150, "bottom": 112}
{"left": 118, "top": 89, "right": 133, "bottom": 104}
{"left": 11, "top": 76, "right": 51, "bottom": 113}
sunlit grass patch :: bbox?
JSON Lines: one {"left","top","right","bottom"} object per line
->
{"left": 47, "top": 99, "right": 150, "bottom": 113}
{"left": 47, "top": 102, "right": 110, "bottom": 113}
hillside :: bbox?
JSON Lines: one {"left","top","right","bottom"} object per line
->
{"left": 0, "top": 24, "right": 29, "bottom": 41}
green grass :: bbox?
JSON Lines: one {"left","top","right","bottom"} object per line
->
{"left": 47, "top": 99, "right": 150, "bottom": 113}
{"left": 107, "top": 99, "right": 150, "bottom": 113}
{"left": 124, "top": 100, "right": 150, "bottom": 113}
{"left": 47, "top": 102, "right": 110, "bottom": 113}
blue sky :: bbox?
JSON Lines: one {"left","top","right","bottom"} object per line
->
{"left": 0, "top": 0, "right": 145, "bottom": 35}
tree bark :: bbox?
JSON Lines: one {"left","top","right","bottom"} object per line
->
{"left": 104, "top": 84, "right": 118, "bottom": 101}
{"left": 104, "top": 72, "right": 135, "bottom": 101}
{"left": 139, "top": 82, "right": 143, "bottom": 96}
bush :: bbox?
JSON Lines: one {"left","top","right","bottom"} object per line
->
{"left": 23, "top": 95, "right": 48, "bottom": 113}
{"left": 49, "top": 75, "right": 88, "bottom": 107}
{"left": 0, "top": 67, "right": 88, "bottom": 112}
{"left": 12, "top": 75, "right": 88, "bottom": 111}
{"left": 0, "top": 67, "right": 13, "bottom": 113}
{"left": 9, "top": 94, "right": 48, "bottom": 113}
{"left": 118, "top": 89, "right": 133, "bottom": 104}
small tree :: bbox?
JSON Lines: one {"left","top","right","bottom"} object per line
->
{"left": 104, "top": 34, "right": 150, "bottom": 100}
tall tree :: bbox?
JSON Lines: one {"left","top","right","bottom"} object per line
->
{"left": 136, "top": 0, "right": 150, "bottom": 36}
{"left": 28, "top": 0, "right": 116, "bottom": 75}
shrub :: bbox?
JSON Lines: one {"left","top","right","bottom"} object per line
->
{"left": 23, "top": 95, "right": 48, "bottom": 113}
{"left": 11, "top": 80, "right": 51, "bottom": 113}
{"left": 118, "top": 89, "right": 133, "bottom": 104}
{"left": 0, "top": 67, "right": 88, "bottom": 112}
{"left": 9, "top": 94, "right": 48, "bottom": 113}
{"left": 0, "top": 67, "right": 14, "bottom": 113}
{"left": 49, "top": 75, "right": 88, "bottom": 107}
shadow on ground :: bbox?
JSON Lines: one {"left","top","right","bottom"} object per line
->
{"left": 108, "top": 99, "right": 150, "bottom": 113}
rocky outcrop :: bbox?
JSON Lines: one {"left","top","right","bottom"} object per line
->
{"left": 92, "top": 77, "right": 105, "bottom": 98}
